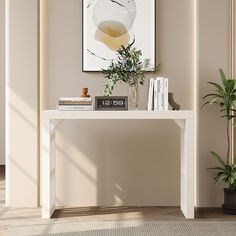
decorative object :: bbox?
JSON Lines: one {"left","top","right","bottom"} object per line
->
{"left": 83, "top": 0, "right": 155, "bottom": 71}
{"left": 128, "top": 84, "right": 139, "bottom": 110}
{"left": 80, "top": 88, "right": 90, "bottom": 98}
{"left": 102, "top": 42, "right": 146, "bottom": 110}
{"left": 95, "top": 96, "right": 128, "bottom": 110}
{"left": 168, "top": 93, "right": 181, "bottom": 111}
{"left": 206, "top": 151, "right": 236, "bottom": 214}
{"left": 102, "top": 43, "right": 145, "bottom": 109}
{"left": 202, "top": 68, "right": 236, "bottom": 214}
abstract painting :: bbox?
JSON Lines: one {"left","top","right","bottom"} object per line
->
{"left": 83, "top": 0, "right": 156, "bottom": 71}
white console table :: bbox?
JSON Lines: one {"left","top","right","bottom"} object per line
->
{"left": 42, "top": 110, "right": 195, "bottom": 219}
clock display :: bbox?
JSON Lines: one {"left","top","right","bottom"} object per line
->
{"left": 95, "top": 96, "right": 128, "bottom": 110}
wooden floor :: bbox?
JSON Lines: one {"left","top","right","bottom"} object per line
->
{"left": 1, "top": 165, "right": 236, "bottom": 235}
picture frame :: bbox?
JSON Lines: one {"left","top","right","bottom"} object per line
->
{"left": 82, "top": 0, "right": 156, "bottom": 72}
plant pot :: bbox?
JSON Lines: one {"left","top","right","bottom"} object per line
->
{"left": 223, "top": 188, "right": 236, "bottom": 214}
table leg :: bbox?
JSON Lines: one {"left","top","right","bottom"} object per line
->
{"left": 180, "top": 117, "right": 195, "bottom": 219}
{"left": 42, "top": 117, "right": 56, "bottom": 218}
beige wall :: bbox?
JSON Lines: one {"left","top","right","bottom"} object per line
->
{"left": 6, "top": 0, "right": 232, "bottom": 208}
{"left": 41, "top": 0, "right": 195, "bottom": 207}
{"left": 198, "top": 0, "right": 229, "bottom": 207}
{"left": 0, "top": 0, "right": 5, "bottom": 165}
{"left": 6, "top": 0, "right": 38, "bottom": 207}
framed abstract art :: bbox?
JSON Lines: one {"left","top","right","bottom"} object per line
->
{"left": 82, "top": 0, "right": 156, "bottom": 71}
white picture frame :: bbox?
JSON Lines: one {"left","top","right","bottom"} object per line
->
{"left": 82, "top": 0, "right": 156, "bottom": 72}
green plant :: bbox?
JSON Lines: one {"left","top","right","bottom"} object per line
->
{"left": 102, "top": 42, "right": 161, "bottom": 96}
{"left": 202, "top": 69, "right": 236, "bottom": 190}
{"left": 202, "top": 69, "right": 236, "bottom": 164}
{"left": 208, "top": 151, "right": 236, "bottom": 190}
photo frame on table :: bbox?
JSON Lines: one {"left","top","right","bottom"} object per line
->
{"left": 82, "top": 0, "right": 156, "bottom": 72}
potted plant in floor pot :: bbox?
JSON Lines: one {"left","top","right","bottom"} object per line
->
{"left": 202, "top": 68, "right": 236, "bottom": 214}
{"left": 102, "top": 41, "right": 160, "bottom": 110}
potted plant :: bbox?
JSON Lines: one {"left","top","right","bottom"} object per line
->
{"left": 202, "top": 68, "right": 236, "bottom": 214}
{"left": 102, "top": 41, "right": 160, "bottom": 110}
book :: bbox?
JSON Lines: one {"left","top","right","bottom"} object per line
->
{"left": 159, "top": 77, "right": 165, "bottom": 111}
{"left": 58, "top": 105, "right": 93, "bottom": 111}
{"left": 59, "top": 97, "right": 92, "bottom": 102}
{"left": 154, "top": 77, "right": 163, "bottom": 111}
{"left": 147, "top": 78, "right": 154, "bottom": 111}
{"left": 153, "top": 79, "right": 158, "bottom": 111}
{"left": 58, "top": 101, "right": 93, "bottom": 105}
{"left": 164, "top": 78, "right": 169, "bottom": 111}
{"left": 148, "top": 77, "right": 169, "bottom": 111}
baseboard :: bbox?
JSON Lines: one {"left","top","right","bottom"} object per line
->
{"left": 195, "top": 207, "right": 223, "bottom": 217}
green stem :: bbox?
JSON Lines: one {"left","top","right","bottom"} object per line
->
{"left": 227, "top": 118, "right": 230, "bottom": 164}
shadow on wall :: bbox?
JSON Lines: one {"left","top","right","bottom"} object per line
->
{"left": 7, "top": 87, "right": 38, "bottom": 206}
{"left": 54, "top": 120, "right": 180, "bottom": 208}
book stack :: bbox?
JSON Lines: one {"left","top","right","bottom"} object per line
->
{"left": 58, "top": 97, "right": 93, "bottom": 111}
{"left": 147, "top": 77, "right": 169, "bottom": 111}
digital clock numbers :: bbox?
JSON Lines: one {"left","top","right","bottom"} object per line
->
{"left": 95, "top": 96, "right": 128, "bottom": 110}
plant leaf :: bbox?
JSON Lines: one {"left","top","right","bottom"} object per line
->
{"left": 215, "top": 174, "right": 227, "bottom": 183}
{"left": 210, "top": 97, "right": 218, "bottom": 104}
{"left": 207, "top": 167, "right": 226, "bottom": 171}
{"left": 219, "top": 68, "right": 227, "bottom": 86}
{"left": 210, "top": 151, "right": 226, "bottom": 168}
{"left": 229, "top": 176, "right": 235, "bottom": 184}
{"left": 232, "top": 100, "right": 236, "bottom": 109}
{"left": 207, "top": 82, "right": 225, "bottom": 96}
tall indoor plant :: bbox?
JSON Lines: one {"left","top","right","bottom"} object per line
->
{"left": 202, "top": 68, "right": 236, "bottom": 214}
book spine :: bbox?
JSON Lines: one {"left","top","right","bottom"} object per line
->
{"left": 164, "top": 78, "right": 169, "bottom": 111}
{"left": 59, "top": 97, "right": 92, "bottom": 102}
{"left": 156, "top": 78, "right": 162, "bottom": 111}
{"left": 148, "top": 78, "right": 154, "bottom": 111}
{"left": 154, "top": 79, "right": 158, "bottom": 111}
{"left": 58, "top": 101, "right": 92, "bottom": 105}
{"left": 158, "top": 77, "right": 164, "bottom": 111}
{"left": 58, "top": 105, "right": 93, "bottom": 111}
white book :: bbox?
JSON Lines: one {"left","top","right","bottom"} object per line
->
{"left": 158, "top": 77, "right": 165, "bottom": 111}
{"left": 59, "top": 97, "right": 92, "bottom": 102}
{"left": 154, "top": 79, "right": 158, "bottom": 111}
{"left": 147, "top": 78, "right": 154, "bottom": 111}
{"left": 164, "top": 78, "right": 169, "bottom": 111}
{"left": 154, "top": 77, "right": 162, "bottom": 111}
{"left": 58, "top": 105, "right": 93, "bottom": 111}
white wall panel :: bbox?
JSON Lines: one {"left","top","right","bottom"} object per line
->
{"left": 6, "top": 0, "right": 38, "bottom": 207}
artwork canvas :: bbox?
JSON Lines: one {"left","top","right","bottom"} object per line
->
{"left": 83, "top": 0, "right": 156, "bottom": 71}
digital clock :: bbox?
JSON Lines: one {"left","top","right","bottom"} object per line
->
{"left": 95, "top": 96, "right": 128, "bottom": 111}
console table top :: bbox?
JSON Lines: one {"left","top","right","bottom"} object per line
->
{"left": 43, "top": 110, "right": 194, "bottom": 120}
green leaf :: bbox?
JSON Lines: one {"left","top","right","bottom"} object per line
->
{"left": 219, "top": 68, "right": 227, "bottom": 86}
{"left": 210, "top": 151, "right": 226, "bottom": 167}
{"left": 201, "top": 101, "right": 210, "bottom": 109}
{"left": 210, "top": 97, "right": 218, "bottom": 104}
{"left": 225, "top": 80, "right": 235, "bottom": 95}
{"left": 232, "top": 100, "right": 236, "bottom": 109}
{"left": 215, "top": 174, "right": 227, "bottom": 183}
{"left": 202, "top": 94, "right": 223, "bottom": 99}
{"left": 229, "top": 176, "right": 235, "bottom": 185}
{"left": 231, "top": 172, "right": 236, "bottom": 179}
{"left": 207, "top": 167, "right": 226, "bottom": 171}
{"left": 207, "top": 82, "right": 225, "bottom": 95}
